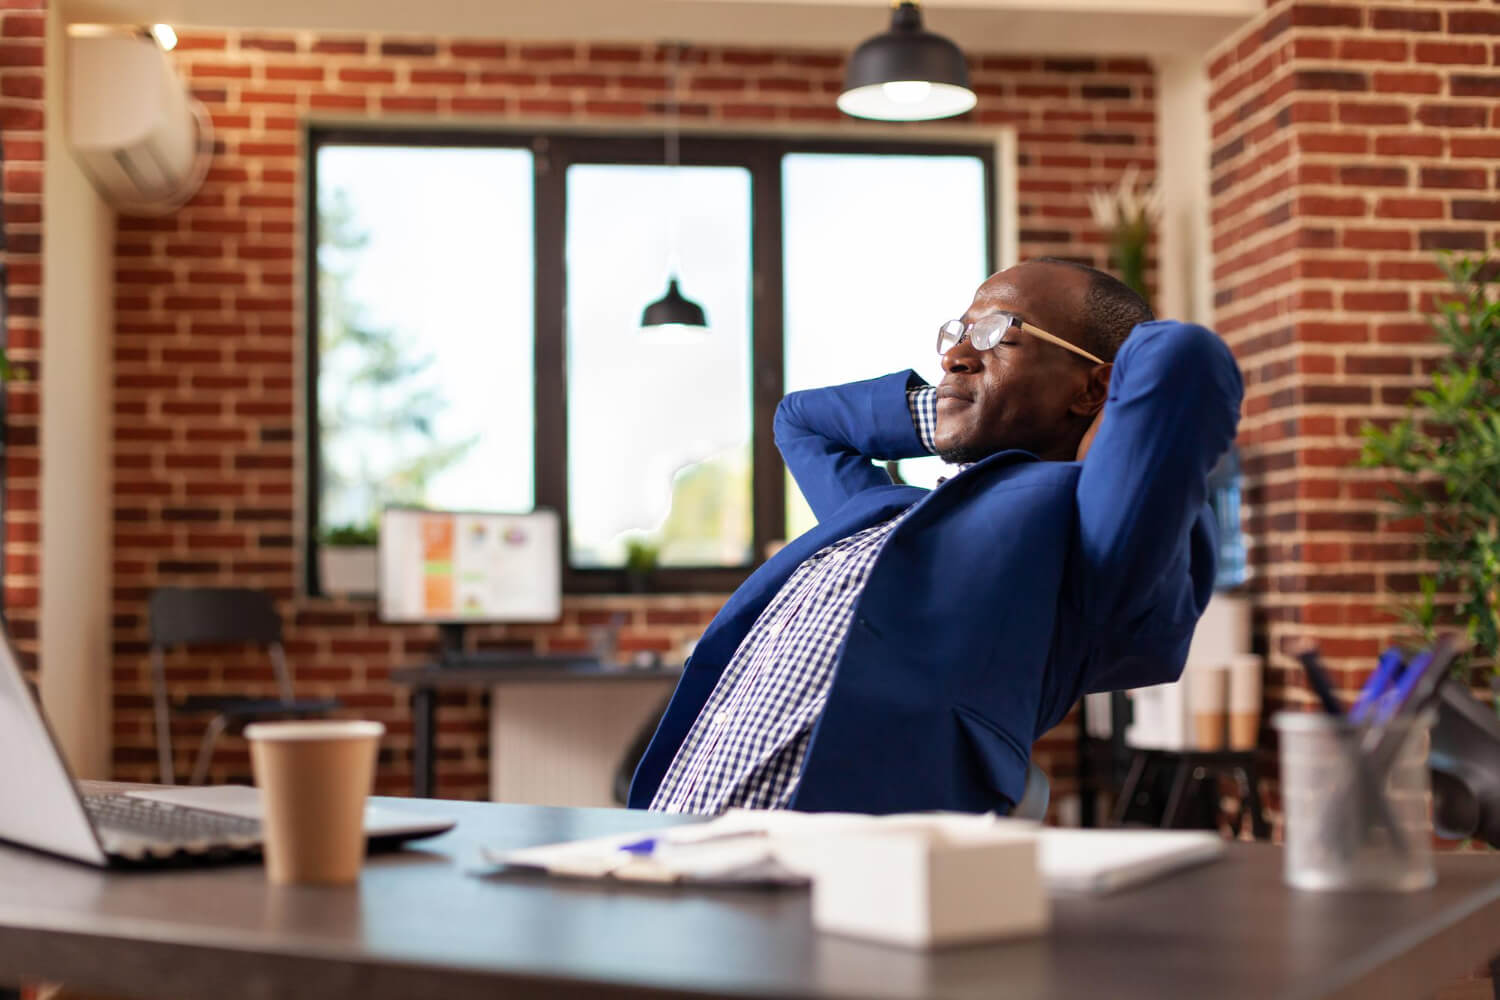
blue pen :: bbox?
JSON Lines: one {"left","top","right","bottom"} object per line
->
{"left": 1349, "top": 647, "right": 1405, "bottom": 723}
{"left": 1372, "top": 649, "right": 1435, "bottom": 726}
{"left": 615, "top": 828, "right": 765, "bottom": 856}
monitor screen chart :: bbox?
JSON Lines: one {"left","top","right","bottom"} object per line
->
{"left": 378, "top": 507, "right": 561, "bottom": 624}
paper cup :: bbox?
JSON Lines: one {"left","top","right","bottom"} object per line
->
{"left": 1227, "top": 654, "right": 1263, "bottom": 750}
{"left": 246, "top": 719, "right": 384, "bottom": 886}
{"left": 1187, "top": 662, "right": 1229, "bottom": 750}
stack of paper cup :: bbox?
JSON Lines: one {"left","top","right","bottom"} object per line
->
{"left": 1188, "top": 662, "right": 1228, "bottom": 750}
{"left": 1227, "top": 654, "right": 1264, "bottom": 751}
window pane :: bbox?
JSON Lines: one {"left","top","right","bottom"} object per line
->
{"left": 565, "top": 164, "right": 753, "bottom": 568}
{"left": 315, "top": 146, "right": 535, "bottom": 536}
{"left": 782, "top": 153, "right": 989, "bottom": 539}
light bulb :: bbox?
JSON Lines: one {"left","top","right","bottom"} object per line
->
{"left": 881, "top": 80, "right": 931, "bottom": 105}
{"left": 149, "top": 23, "right": 178, "bottom": 51}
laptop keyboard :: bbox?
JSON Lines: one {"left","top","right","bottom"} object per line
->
{"left": 83, "top": 792, "right": 261, "bottom": 844}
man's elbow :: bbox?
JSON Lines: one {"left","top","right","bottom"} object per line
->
{"left": 1090, "top": 631, "right": 1193, "bottom": 693}
{"left": 1133, "top": 321, "right": 1244, "bottom": 403}
{"left": 772, "top": 390, "right": 811, "bottom": 456}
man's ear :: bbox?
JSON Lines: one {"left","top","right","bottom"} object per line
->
{"left": 1074, "top": 364, "right": 1111, "bottom": 462}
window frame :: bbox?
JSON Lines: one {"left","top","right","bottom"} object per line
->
{"left": 305, "top": 126, "right": 996, "bottom": 596}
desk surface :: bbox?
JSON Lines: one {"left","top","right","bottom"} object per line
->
{"left": 1, "top": 799, "right": 1497, "bottom": 1000}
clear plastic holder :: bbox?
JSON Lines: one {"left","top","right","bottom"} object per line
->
{"left": 1274, "top": 710, "right": 1435, "bottom": 892}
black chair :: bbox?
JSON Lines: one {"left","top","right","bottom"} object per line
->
{"left": 1431, "top": 681, "right": 1500, "bottom": 847}
{"left": 613, "top": 694, "right": 671, "bottom": 805}
{"left": 149, "top": 587, "right": 339, "bottom": 785}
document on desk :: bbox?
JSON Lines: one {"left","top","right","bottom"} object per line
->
{"left": 483, "top": 810, "right": 1225, "bottom": 893}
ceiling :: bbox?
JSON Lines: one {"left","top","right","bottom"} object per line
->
{"left": 62, "top": 0, "right": 1256, "bottom": 57}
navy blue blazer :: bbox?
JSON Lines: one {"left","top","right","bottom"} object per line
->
{"left": 629, "top": 321, "right": 1244, "bottom": 814}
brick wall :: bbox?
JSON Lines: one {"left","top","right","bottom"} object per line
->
{"left": 103, "top": 29, "right": 1157, "bottom": 798}
{"left": 1209, "top": 0, "right": 1500, "bottom": 727}
{"left": 0, "top": 1, "right": 43, "bottom": 679}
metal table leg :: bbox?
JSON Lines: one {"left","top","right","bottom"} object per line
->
{"left": 1161, "top": 756, "right": 1194, "bottom": 829}
{"left": 1110, "top": 749, "right": 1150, "bottom": 826}
{"left": 1239, "top": 761, "right": 1272, "bottom": 840}
{"left": 411, "top": 686, "right": 436, "bottom": 798}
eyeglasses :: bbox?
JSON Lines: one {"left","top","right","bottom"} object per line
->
{"left": 937, "top": 313, "right": 1105, "bottom": 365}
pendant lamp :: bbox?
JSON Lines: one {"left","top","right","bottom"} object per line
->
{"left": 641, "top": 42, "right": 708, "bottom": 330}
{"left": 837, "top": 1, "right": 976, "bottom": 122}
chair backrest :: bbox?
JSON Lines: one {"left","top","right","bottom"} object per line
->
{"left": 1011, "top": 759, "right": 1051, "bottom": 821}
{"left": 148, "top": 587, "right": 283, "bottom": 648}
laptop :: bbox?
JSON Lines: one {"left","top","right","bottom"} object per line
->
{"left": 0, "top": 625, "right": 455, "bottom": 867}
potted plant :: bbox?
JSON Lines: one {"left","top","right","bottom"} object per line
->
{"left": 1087, "top": 163, "right": 1161, "bottom": 304}
{"left": 1360, "top": 252, "right": 1500, "bottom": 680}
{"left": 623, "top": 534, "right": 660, "bottom": 594}
{"left": 319, "top": 521, "right": 378, "bottom": 596}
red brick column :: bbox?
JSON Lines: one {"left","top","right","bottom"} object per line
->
{"left": 0, "top": 1, "right": 44, "bottom": 677}
{"left": 1210, "top": 0, "right": 1500, "bottom": 714}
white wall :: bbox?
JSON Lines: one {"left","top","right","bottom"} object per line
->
{"left": 1154, "top": 54, "right": 1213, "bottom": 326}
{"left": 38, "top": 2, "right": 115, "bottom": 778}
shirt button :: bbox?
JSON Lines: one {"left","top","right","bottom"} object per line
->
{"left": 713, "top": 711, "right": 731, "bottom": 727}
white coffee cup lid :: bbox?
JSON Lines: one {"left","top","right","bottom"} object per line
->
{"left": 244, "top": 720, "right": 385, "bottom": 741}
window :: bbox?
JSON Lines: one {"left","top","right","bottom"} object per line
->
{"left": 313, "top": 144, "right": 535, "bottom": 527}
{"left": 308, "top": 130, "right": 994, "bottom": 594}
{"left": 565, "top": 163, "right": 754, "bottom": 569}
{"left": 781, "top": 152, "right": 990, "bottom": 538}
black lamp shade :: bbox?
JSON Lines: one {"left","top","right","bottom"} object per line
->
{"left": 838, "top": 2, "right": 976, "bottom": 122}
{"left": 641, "top": 277, "right": 708, "bottom": 329}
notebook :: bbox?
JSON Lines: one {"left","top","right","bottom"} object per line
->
{"left": 1037, "top": 828, "right": 1225, "bottom": 894}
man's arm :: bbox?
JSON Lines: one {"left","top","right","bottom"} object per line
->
{"left": 774, "top": 370, "right": 935, "bottom": 523}
{"left": 1074, "top": 321, "right": 1243, "bottom": 656}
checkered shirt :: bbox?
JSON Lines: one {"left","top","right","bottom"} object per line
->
{"left": 650, "top": 387, "right": 939, "bottom": 813}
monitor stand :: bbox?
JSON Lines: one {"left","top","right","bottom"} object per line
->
{"left": 437, "top": 624, "right": 468, "bottom": 667}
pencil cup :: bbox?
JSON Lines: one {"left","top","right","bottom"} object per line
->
{"left": 246, "top": 720, "right": 384, "bottom": 886}
{"left": 1274, "top": 711, "right": 1434, "bottom": 892}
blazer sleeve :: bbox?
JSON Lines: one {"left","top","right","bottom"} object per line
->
{"left": 774, "top": 370, "right": 932, "bottom": 523}
{"left": 1073, "top": 320, "right": 1243, "bottom": 656}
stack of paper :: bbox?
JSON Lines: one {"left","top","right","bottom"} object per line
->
{"left": 488, "top": 809, "right": 1223, "bottom": 894}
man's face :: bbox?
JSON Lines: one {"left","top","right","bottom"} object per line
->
{"left": 933, "top": 262, "right": 1103, "bottom": 464}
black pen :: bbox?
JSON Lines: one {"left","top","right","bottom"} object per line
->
{"left": 1293, "top": 643, "right": 1344, "bottom": 716}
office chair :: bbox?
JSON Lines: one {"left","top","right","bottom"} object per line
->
{"left": 149, "top": 587, "right": 340, "bottom": 785}
{"left": 1430, "top": 681, "right": 1500, "bottom": 848}
{"left": 613, "top": 693, "right": 671, "bottom": 805}
{"left": 1011, "top": 760, "right": 1051, "bottom": 821}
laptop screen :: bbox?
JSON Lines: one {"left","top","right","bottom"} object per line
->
{"left": 0, "top": 627, "right": 107, "bottom": 864}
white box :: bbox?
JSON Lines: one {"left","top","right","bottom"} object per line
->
{"left": 802, "top": 825, "right": 1049, "bottom": 948}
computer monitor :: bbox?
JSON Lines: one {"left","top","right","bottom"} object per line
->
{"left": 378, "top": 508, "right": 562, "bottom": 655}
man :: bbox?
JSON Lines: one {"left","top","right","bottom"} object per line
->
{"left": 630, "top": 258, "right": 1244, "bottom": 815}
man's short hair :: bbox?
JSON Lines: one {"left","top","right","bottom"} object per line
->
{"left": 1031, "top": 257, "right": 1153, "bottom": 362}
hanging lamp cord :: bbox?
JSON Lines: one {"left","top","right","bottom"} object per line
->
{"left": 666, "top": 41, "right": 681, "bottom": 171}
{"left": 665, "top": 41, "right": 685, "bottom": 278}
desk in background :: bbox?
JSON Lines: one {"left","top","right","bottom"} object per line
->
{"left": 392, "top": 658, "right": 681, "bottom": 800}
{"left": 1, "top": 798, "right": 1500, "bottom": 1000}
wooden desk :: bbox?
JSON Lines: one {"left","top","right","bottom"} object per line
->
{"left": 1, "top": 799, "right": 1499, "bottom": 1000}
{"left": 391, "top": 660, "right": 681, "bottom": 798}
